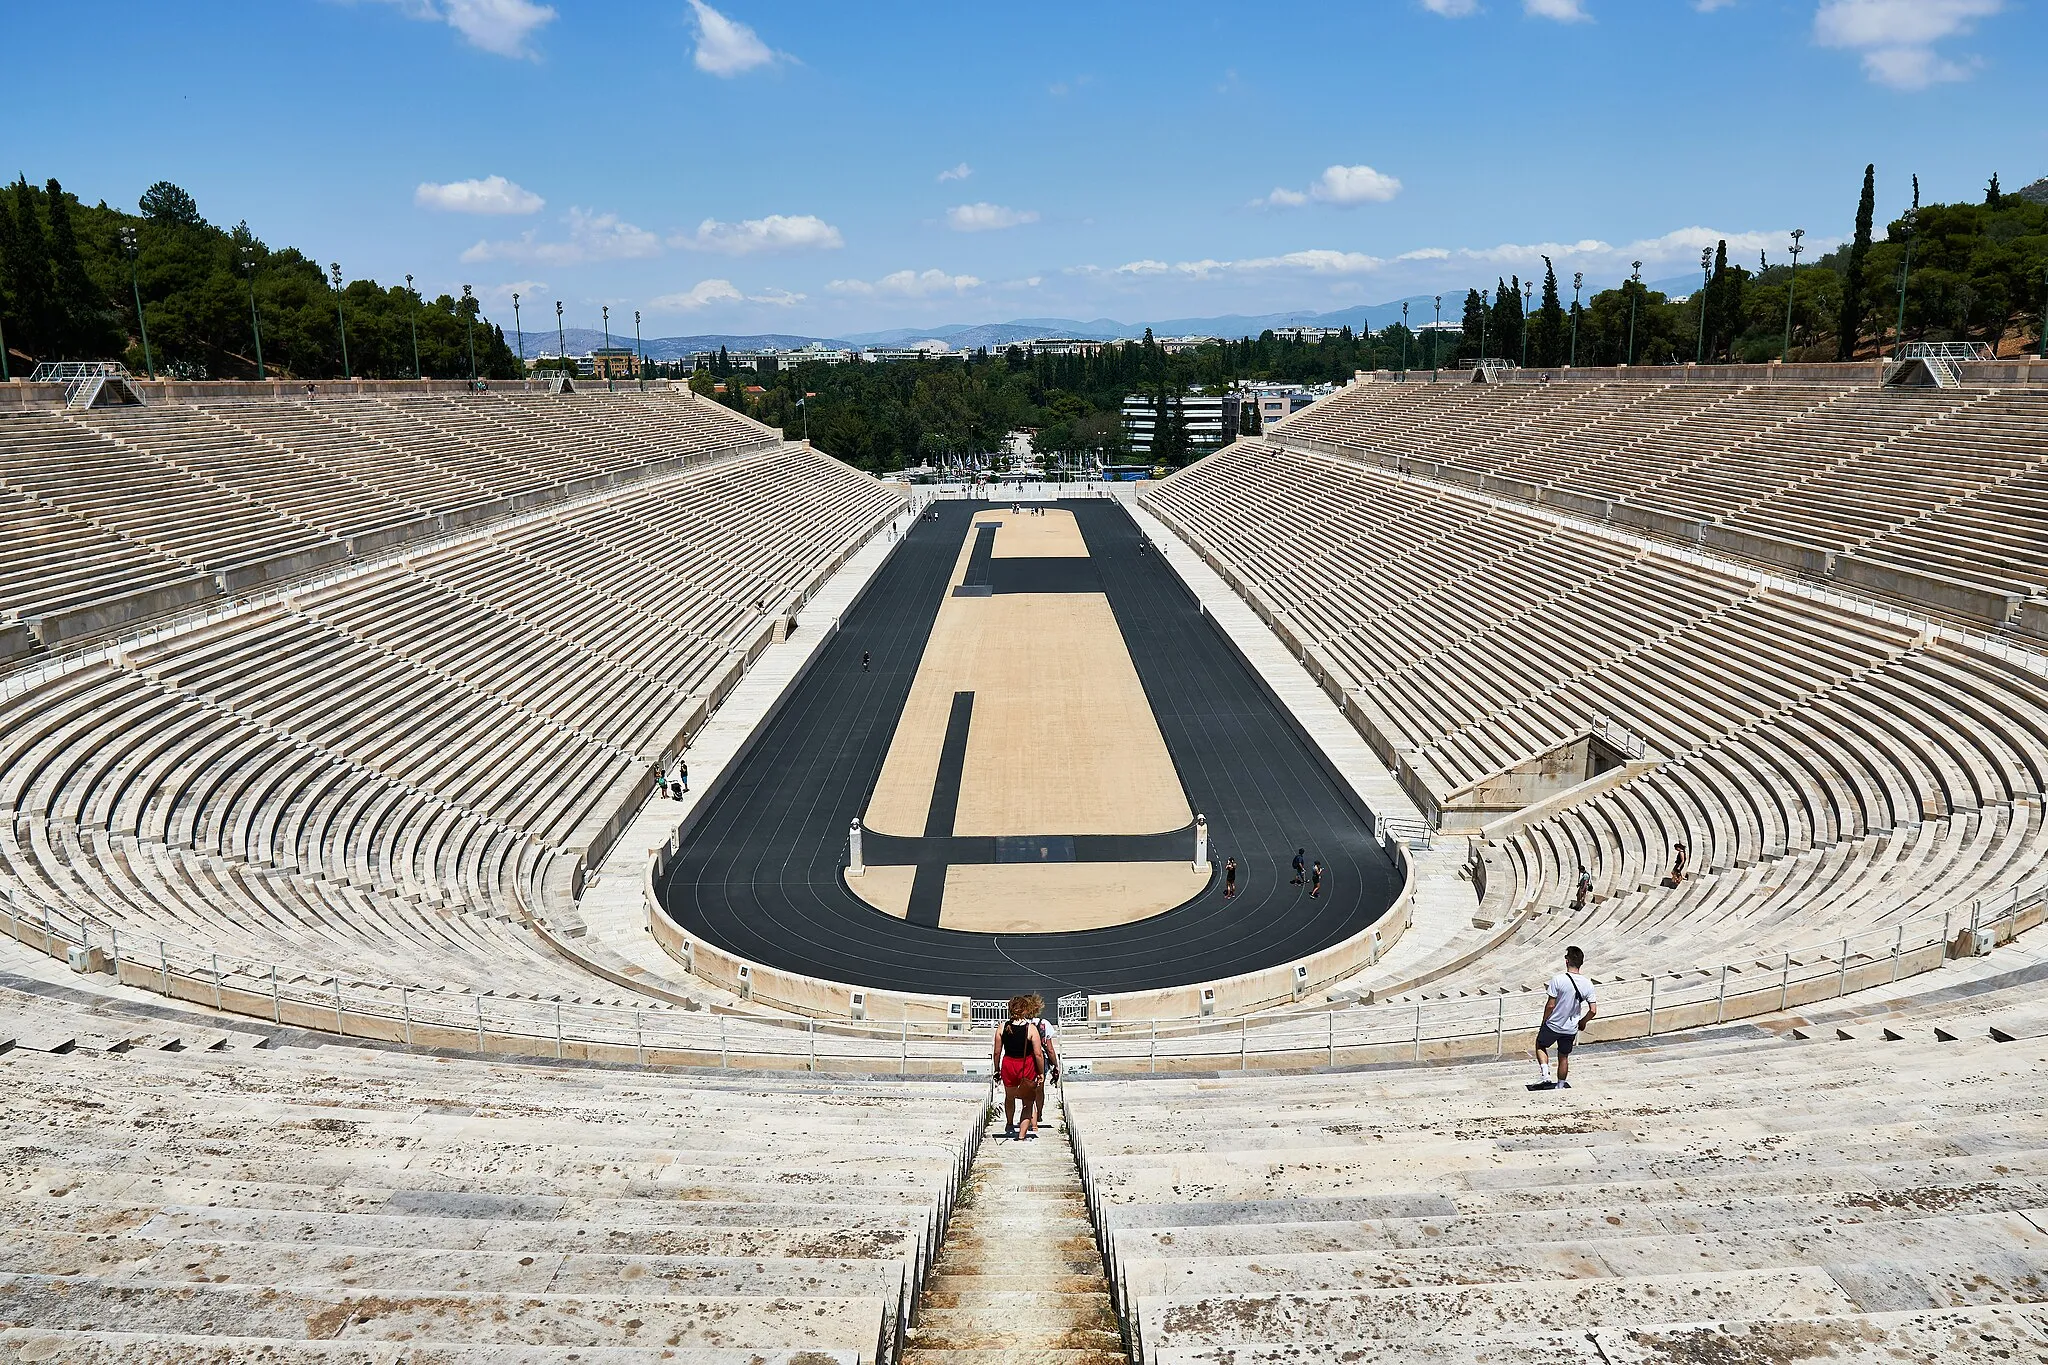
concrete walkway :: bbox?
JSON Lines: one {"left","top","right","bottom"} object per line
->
{"left": 1116, "top": 487, "right": 1484, "bottom": 998}
{"left": 574, "top": 503, "right": 923, "bottom": 1007}
{"left": 905, "top": 1086, "right": 1124, "bottom": 1364}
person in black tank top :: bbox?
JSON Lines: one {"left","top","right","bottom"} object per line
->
{"left": 993, "top": 996, "right": 1045, "bottom": 1140}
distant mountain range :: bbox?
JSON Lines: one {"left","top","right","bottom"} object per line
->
{"left": 502, "top": 284, "right": 1757, "bottom": 362}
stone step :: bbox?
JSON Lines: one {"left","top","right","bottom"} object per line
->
{"left": 1134, "top": 1267, "right": 1860, "bottom": 1350}
{"left": 0, "top": 1327, "right": 863, "bottom": 1364}
{"left": 901, "top": 1351, "right": 1127, "bottom": 1365}
{"left": 0, "top": 1274, "right": 890, "bottom": 1359}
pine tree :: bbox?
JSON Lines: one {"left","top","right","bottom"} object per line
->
{"left": 1836, "top": 164, "right": 1876, "bottom": 360}
{"left": 1708, "top": 239, "right": 1730, "bottom": 360}
{"left": 1987, "top": 173, "right": 2002, "bottom": 208}
{"left": 1460, "top": 288, "right": 1484, "bottom": 362}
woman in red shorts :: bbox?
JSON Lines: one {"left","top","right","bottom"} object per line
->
{"left": 993, "top": 995, "right": 1047, "bottom": 1140}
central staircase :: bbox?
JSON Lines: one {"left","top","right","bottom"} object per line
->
{"left": 906, "top": 1089, "right": 1124, "bottom": 1365}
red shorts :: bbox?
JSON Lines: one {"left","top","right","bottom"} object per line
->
{"left": 1000, "top": 1056, "right": 1039, "bottom": 1089}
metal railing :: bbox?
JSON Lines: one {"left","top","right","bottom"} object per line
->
{"left": 4, "top": 869, "right": 2038, "bottom": 1074}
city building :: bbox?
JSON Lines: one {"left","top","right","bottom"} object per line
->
{"left": 588, "top": 347, "right": 638, "bottom": 379}
{"left": 862, "top": 345, "right": 967, "bottom": 363}
{"left": 1270, "top": 325, "right": 1347, "bottom": 344}
{"left": 1121, "top": 392, "right": 1231, "bottom": 456}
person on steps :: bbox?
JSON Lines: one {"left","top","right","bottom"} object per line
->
{"left": 995, "top": 996, "right": 1046, "bottom": 1140}
{"left": 1530, "top": 945, "right": 1598, "bottom": 1091}
{"left": 1573, "top": 867, "right": 1593, "bottom": 911}
{"left": 1670, "top": 842, "right": 1688, "bottom": 886}
{"left": 1026, "top": 995, "right": 1059, "bottom": 1136}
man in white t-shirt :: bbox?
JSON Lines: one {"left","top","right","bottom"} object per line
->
{"left": 1530, "top": 945, "right": 1597, "bottom": 1091}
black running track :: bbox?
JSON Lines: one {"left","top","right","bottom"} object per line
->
{"left": 657, "top": 498, "right": 1400, "bottom": 1006}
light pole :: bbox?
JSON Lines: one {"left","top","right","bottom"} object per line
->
{"left": 462, "top": 284, "right": 477, "bottom": 385}
{"left": 634, "top": 309, "right": 644, "bottom": 392}
{"left": 512, "top": 292, "right": 524, "bottom": 376}
{"left": 1480, "top": 289, "right": 1490, "bottom": 364}
{"left": 1569, "top": 271, "right": 1582, "bottom": 367}
{"left": 602, "top": 304, "right": 613, "bottom": 393}
{"left": 405, "top": 275, "right": 421, "bottom": 380}
{"left": 1520, "top": 278, "right": 1532, "bottom": 368}
{"left": 1626, "top": 261, "right": 1642, "bottom": 365}
{"left": 1400, "top": 301, "right": 1409, "bottom": 378}
{"left": 554, "top": 300, "right": 566, "bottom": 379}
{"left": 120, "top": 227, "right": 155, "bottom": 380}
{"left": 331, "top": 263, "right": 351, "bottom": 380}
{"left": 1893, "top": 207, "right": 1918, "bottom": 356}
{"left": 1695, "top": 247, "right": 1712, "bottom": 364}
{"left": 244, "top": 245, "right": 264, "bottom": 381}
{"left": 1782, "top": 229, "right": 1805, "bottom": 363}
{"left": 1432, "top": 294, "right": 1442, "bottom": 381}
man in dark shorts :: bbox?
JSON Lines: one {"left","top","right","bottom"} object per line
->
{"left": 1309, "top": 860, "right": 1324, "bottom": 898}
{"left": 1573, "top": 867, "right": 1593, "bottom": 910}
{"left": 861, "top": 650, "right": 870, "bottom": 672}
{"left": 1291, "top": 849, "right": 1306, "bottom": 885}
{"left": 1530, "top": 945, "right": 1597, "bottom": 1090}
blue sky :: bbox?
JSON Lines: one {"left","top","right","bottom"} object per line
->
{"left": 9, "top": 1, "right": 2045, "bottom": 337}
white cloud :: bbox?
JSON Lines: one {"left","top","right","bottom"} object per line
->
{"left": 945, "top": 202, "right": 1040, "bottom": 232}
{"left": 479, "top": 279, "right": 548, "bottom": 305}
{"left": 937, "top": 163, "right": 973, "bottom": 183}
{"left": 676, "top": 214, "right": 843, "bottom": 254}
{"left": 827, "top": 269, "right": 983, "bottom": 298}
{"left": 1421, "top": 0, "right": 1479, "bottom": 14}
{"left": 1261, "top": 164, "right": 1403, "bottom": 209}
{"left": 1814, "top": 0, "right": 2000, "bottom": 88}
{"left": 367, "top": 0, "right": 557, "bottom": 58}
{"left": 460, "top": 207, "right": 662, "bottom": 265}
{"left": 1695, "top": 0, "right": 1737, "bottom": 10}
{"left": 688, "top": 0, "right": 781, "bottom": 76}
{"left": 1525, "top": 0, "right": 1590, "bottom": 19}
{"left": 648, "top": 278, "right": 808, "bottom": 311}
{"left": 414, "top": 175, "right": 544, "bottom": 215}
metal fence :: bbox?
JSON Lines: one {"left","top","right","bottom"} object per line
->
{"left": 4, "top": 872, "right": 2037, "bottom": 1076}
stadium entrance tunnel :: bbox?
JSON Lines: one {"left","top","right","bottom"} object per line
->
{"left": 655, "top": 497, "right": 1402, "bottom": 1016}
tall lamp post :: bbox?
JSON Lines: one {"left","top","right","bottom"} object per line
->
{"left": 1432, "top": 294, "right": 1442, "bottom": 381}
{"left": 405, "top": 275, "right": 421, "bottom": 380}
{"left": 1400, "top": 301, "right": 1409, "bottom": 378}
{"left": 331, "top": 263, "right": 352, "bottom": 380}
{"left": 1626, "top": 261, "right": 1642, "bottom": 365}
{"left": 602, "top": 305, "right": 614, "bottom": 393}
{"left": 634, "top": 309, "right": 644, "bottom": 392}
{"left": 1893, "top": 207, "right": 1919, "bottom": 356}
{"left": 1781, "top": 229, "right": 1805, "bottom": 363}
{"left": 120, "top": 227, "right": 155, "bottom": 380}
{"left": 462, "top": 284, "right": 478, "bottom": 385}
{"left": 512, "top": 292, "right": 524, "bottom": 376}
{"left": 1520, "top": 278, "right": 1532, "bottom": 368}
{"left": 554, "top": 301, "right": 566, "bottom": 379}
{"left": 1569, "top": 272, "right": 1582, "bottom": 367}
{"left": 1695, "top": 247, "right": 1712, "bottom": 365}
{"left": 243, "top": 245, "right": 264, "bottom": 381}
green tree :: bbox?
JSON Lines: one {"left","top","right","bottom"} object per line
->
{"left": 1532, "top": 258, "right": 1566, "bottom": 366}
{"left": 1837, "top": 164, "right": 1876, "bottom": 358}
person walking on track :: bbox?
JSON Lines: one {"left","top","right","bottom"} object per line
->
{"left": 995, "top": 997, "right": 1047, "bottom": 1140}
{"left": 1291, "top": 849, "right": 1306, "bottom": 885}
{"left": 1530, "top": 945, "right": 1598, "bottom": 1091}
{"left": 861, "top": 650, "right": 870, "bottom": 672}
{"left": 1310, "top": 860, "right": 1325, "bottom": 898}
{"left": 1223, "top": 857, "right": 1238, "bottom": 898}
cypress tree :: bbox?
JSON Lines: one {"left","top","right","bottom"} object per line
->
{"left": 5, "top": 178, "right": 56, "bottom": 363}
{"left": 1534, "top": 258, "right": 1566, "bottom": 366}
{"left": 1987, "top": 173, "right": 2002, "bottom": 208}
{"left": 44, "top": 178, "right": 117, "bottom": 359}
{"left": 1836, "top": 164, "right": 1876, "bottom": 360}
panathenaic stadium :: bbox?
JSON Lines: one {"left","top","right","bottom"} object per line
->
{"left": 3, "top": 360, "right": 2047, "bottom": 1364}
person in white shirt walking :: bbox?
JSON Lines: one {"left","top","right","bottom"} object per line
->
{"left": 1530, "top": 945, "right": 1597, "bottom": 1090}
